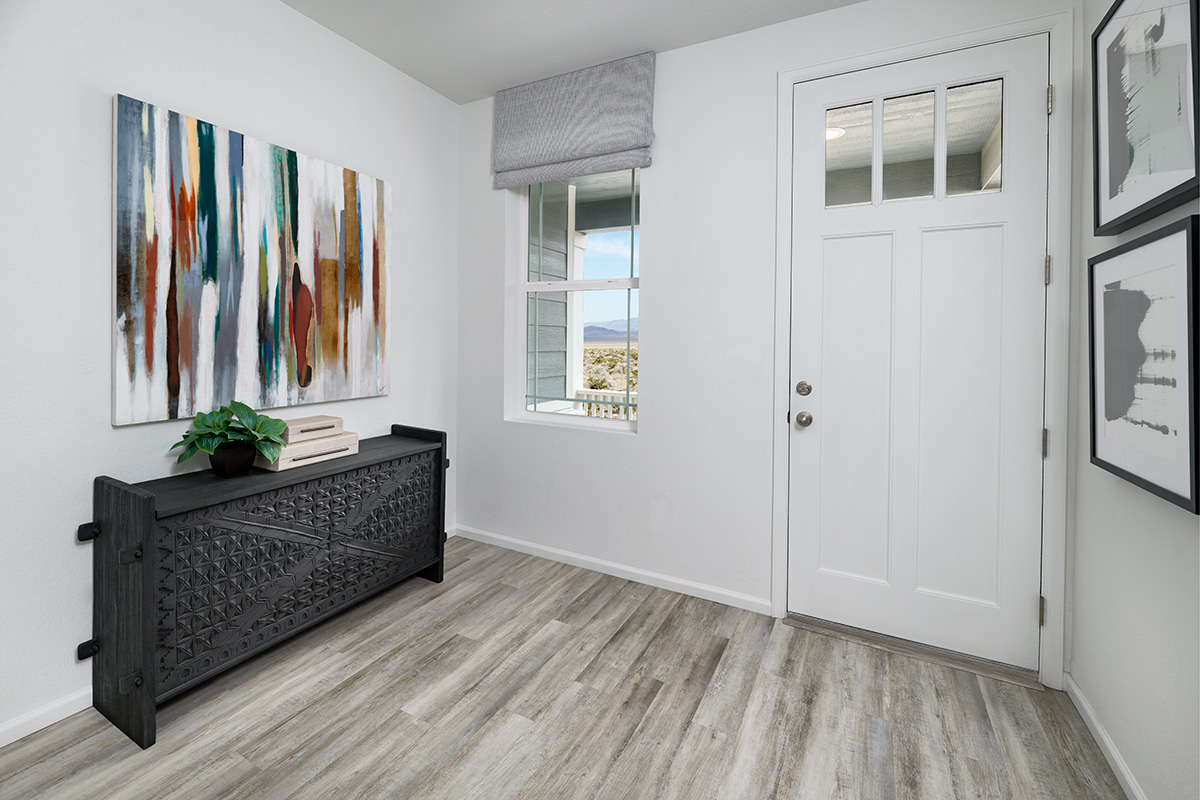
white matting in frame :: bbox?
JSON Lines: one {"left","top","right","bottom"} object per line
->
{"left": 1090, "top": 216, "right": 1198, "bottom": 512}
{"left": 1092, "top": 0, "right": 1198, "bottom": 235}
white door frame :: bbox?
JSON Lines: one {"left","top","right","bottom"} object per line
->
{"left": 770, "top": 10, "right": 1074, "bottom": 690}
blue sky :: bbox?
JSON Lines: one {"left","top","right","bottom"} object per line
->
{"left": 582, "top": 230, "right": 638, "bottom": 325}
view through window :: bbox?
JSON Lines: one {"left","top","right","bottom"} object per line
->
{"left": 526, "top": 169, "right": 639, "bottom": 421}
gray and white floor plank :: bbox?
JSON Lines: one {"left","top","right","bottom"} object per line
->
{"left": 0, "top": 538, "right": 1126, "bottom": 799}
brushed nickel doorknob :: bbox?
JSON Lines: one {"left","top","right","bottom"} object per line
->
{"left": 796, "top": 381, "right": 812, "bottom": 396}
{"left": 796, "top": 411, "right": 813, "bottom": 427}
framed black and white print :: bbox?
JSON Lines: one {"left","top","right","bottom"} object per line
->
{"left": 1092, "top": 0, "right": 1198, "bottom": 236}
{"left": 1089, "top": 216, "right": 1199, "bottom": 512}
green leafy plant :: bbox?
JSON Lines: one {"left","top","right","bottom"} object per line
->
{"left": 170, "top": 401, "right": 288, "bottom": 465}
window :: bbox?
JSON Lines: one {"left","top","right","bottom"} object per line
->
{"left": 824, "top": 78, "right": 1004, "bottom": 207}
{"left": 523, "top": 168, "right": 639, "bottom": 425}
{"left": 825, "top": 101, "right": 872, "bottom": 207}
{"left": 946, "top": 79, "right": 1003, "bottom": 196}
{"left": 882, "top": 91, "right": 936, "bottom": 201}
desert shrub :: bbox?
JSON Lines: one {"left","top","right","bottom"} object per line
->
{"left": 583, "top": 347, "right": 638, "bottom": 392}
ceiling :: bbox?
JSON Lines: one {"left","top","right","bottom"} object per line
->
{"left": 278, "top": 0, "right": 865, "bottom": 104}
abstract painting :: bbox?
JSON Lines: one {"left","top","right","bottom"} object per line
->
{"left": 1103, "top": 263, "right": 1180, "bottom": 460}
{"left": 1092, "top": 0, "right": 1198, "bottom": 234}
{"left": 113, "top": 94, "right": 389, "bottom": 425}
{"left": 1089, "top": 216, "right": 1198, "bottom": 513}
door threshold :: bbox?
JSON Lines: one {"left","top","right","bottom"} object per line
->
{"left": 783, "top": 613, "right": 1043, "bottom": 690}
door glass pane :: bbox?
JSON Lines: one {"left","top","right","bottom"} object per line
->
{"left": 882, "top": 91, "right": 935, "bottom": 201}
{"left": 946, "top": 79, "right": 1003, "bottom": 196}
{"left": 825, "top": 102, "right": 872, "bottom": 207}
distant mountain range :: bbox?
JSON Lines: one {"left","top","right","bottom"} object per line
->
{"left": 584, "top": 317, "right": 638, "bottom": 342}
{"left": 584, "top": 326, "right": 635, "bottom": 342}
{"left": 588, "top": 317, "right": 639, "bottom": 333}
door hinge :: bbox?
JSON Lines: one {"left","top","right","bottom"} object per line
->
{"left": 76, "top": 639, "right": 99, "bottom": 660}
{"left": 786, "top": 410, "right": 792, "bottom": 424}
{"left": 1047, "top": 85, "right": 1053, "bottom": 115}
{"left": 1044, "top": 254, "right": 1051, "bottom": 286}
{"left": 1042, "top": 428, "right": 1049, "bottom": 458}
{"left": 1039, "top": 596, "right": 1046, "bottom": 626}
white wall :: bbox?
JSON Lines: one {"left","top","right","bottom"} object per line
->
{"left": 457, "top": 0, "right": 1197, "bottom": 797}
{"left": 0, "top": 0, "right": 459, "bottom": 745}
{"left": 1064, "top": 3, "right": 1200, "bottom": 799}
{"left": 458, "top": 93, "right": 778, "bottom": 611}
{"left": 457, "top": 0, "right": 1085, "bottom": 615}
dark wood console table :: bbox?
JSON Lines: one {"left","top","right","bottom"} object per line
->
{"left": 83, "top": 424, "right": 448, "bottom": 748}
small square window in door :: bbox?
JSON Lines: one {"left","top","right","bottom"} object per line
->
{"left": 882, "top": 91, "right": 936, "bottom": 201}
{"left": 947, "top": 79, "right": 1003, "bottom": 196}
{"left": 825, "top": 101, "right": 873, "bottom": 207}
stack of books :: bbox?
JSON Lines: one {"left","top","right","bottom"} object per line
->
{"left": 254, "top": 415, "right": 359, "bottom": 472}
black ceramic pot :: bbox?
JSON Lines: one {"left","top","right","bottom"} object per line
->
{"left": 209, "top": 441, "right": 257, "bottom": 478}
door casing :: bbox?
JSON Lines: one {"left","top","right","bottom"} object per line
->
{"left": 770, "top": 11, "right": 1075, "bottom": 690}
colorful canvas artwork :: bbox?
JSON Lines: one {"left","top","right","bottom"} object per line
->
{"left": 113, "top": 94, "right": 389, "bottom": 425}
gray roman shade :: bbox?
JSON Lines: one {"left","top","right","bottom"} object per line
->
{"left": 492, "top": 52, "right": 655, "bottom": 190}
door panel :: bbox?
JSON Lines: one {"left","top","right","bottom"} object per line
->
{"left": 788, "top": 34, "right": 1049, "bottom": 669}
{"left": 916, "top": 225, "right": 1004, "bottom": 605}
{"left": 818, "top": 234, "right": 894, "bottom": 584}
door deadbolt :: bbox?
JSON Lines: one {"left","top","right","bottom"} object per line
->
{"left": 796, "top": 411, "right": 813, "bottom": 427}
{"left": 795, "top": 381, "right": 812, "bottom": 396}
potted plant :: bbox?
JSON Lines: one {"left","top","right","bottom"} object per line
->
{"left": 170, "top": 401, "right": 288, "bottom": 478}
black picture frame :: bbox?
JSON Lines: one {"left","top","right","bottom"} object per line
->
{"left": 1089, "top": 216, "right": 1199, "bottom": 513}
{"left": 1092, "top": 0, "right": 1199, "bottom": 236}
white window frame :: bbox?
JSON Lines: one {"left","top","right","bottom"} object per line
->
{"left": 503, "top": 181, "right": 639, "bottom": 433}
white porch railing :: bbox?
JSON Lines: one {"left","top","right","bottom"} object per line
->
{"left": 575, "top": 389, "right": 638, "bottom": 420}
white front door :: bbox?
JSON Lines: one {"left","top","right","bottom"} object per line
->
{"left": 787, "top": 34, "right": 1049, "bottom": 670}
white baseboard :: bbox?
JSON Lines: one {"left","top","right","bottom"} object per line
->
{"left": 1063, "top": 674, "right": 1144, "bottom": 800}
{"left": 454, "top": 525, "right": 773, "bottom": 616}
{"left": 0, "top": 687, "right": 92, "bottom": 750}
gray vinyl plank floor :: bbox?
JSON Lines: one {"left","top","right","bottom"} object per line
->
{"left": 0, "top": 537, "right": 1126, "bottom": 800}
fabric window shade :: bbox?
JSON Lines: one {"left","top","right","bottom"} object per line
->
{"left": 492, "top": 52, "right": 655, "bottom": 189}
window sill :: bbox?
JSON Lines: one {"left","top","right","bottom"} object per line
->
{"left": 503, "top": 410, "right": 637, "bottom": 435}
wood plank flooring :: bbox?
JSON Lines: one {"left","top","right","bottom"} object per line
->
{"left": 0, "top": 538, "right": 1125, "bottom": 800}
